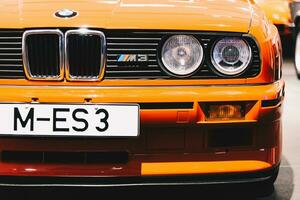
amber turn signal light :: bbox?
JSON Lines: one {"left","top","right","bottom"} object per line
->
{"left": 207, "top": 104, "right": 244, "bottom": 121}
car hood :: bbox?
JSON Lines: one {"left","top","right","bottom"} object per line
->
{"left": 1, "top": 0, "right": 252, "bottom": 33}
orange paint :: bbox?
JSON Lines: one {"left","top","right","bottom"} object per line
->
{"left": 0, "top": 0, "right": 284, "bottom": 181}
{"left": 141, "top": 161, "right": 272, "bottom": 176}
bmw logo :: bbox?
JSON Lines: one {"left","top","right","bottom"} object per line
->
{"left": 55, "top": 9, "right": 78, "bottom": 18}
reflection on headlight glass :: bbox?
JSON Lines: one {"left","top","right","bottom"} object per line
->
{"left": 162, "top": 35, "right": 203, "bottom": 76}
{"left": 212, "top": 38, "right": 251, "bottom": 76}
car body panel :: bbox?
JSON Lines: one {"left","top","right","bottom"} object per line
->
{"left": 0, "top": 0, "right": 284, "bottom": 186}
{"left": 1, "top": 0, "right": 252, "bottom": 32}
{"left": 0, "top": 80, "right": 284, "bottom": 177}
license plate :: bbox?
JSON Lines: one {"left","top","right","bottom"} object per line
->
{"left": 0, "top": 103, "right": 140, "bottom": 137}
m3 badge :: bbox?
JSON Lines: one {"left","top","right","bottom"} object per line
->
{"left": 117, "top": 54, "right": 148, "bottom": 62}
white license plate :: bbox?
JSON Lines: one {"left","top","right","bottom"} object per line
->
{"left": 0, "top": 103, "right": 140, "bottom": 137}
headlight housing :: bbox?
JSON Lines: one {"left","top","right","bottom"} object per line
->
{"left": 211, "top": 37, "right": 252, "bottom": 76}
{"left": 161, "top": 35, "right": 203, "bottom": 77}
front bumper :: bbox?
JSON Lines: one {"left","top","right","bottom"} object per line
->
{"left": 0, "top": 80, "right": 285, "bottom": 181}
{"left": 0, "top": 165, "right": 279, "bottom": 187}
{"left": 0, "top": 81, "right": 284, "bottom": 125}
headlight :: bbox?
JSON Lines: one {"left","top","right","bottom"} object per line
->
{"left": 211, "top": 38, "right": 251, "bottom": 76}
{"left": 161, "top": 35, "right": 203, "bottom": 77}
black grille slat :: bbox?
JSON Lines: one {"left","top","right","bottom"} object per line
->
{"left": 106, "top": 33, "right": 163, "bottom": 79}
{"left": 67, "top": 33, "right": 103, "bottom": 79}
{"left": 0, "top": 29, "right": 261, "bottom": 80}
{"left": 0, "top": 30, "right": 24, "bottom": 78}
{"left": 2, "top": 151, "right": 129, "bottom": 164}
{"left": 105, "top": 31, "right": 261, "bottom": 79}
{"left": 25, "top": 33, "right": 61, "bottom": 78}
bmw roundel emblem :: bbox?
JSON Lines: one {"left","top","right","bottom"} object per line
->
{"left": 55, "top": 9, "right": 78, "bottom": 18}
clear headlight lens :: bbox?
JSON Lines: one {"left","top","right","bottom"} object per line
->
{"left": 161, "top": 35, "right": 203, "bottom": 76}
{"left": 212, "top": 38, "right": 252, "bottom": 76}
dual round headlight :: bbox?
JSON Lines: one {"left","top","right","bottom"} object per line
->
{"left": 161, "top": 35, "right": 252, "bottom": 77}
{"left": 161, "top": 35, "right": 203, "bottom": 77}
{"left": 211, "top": 38, "right": 252, "bottom": 76}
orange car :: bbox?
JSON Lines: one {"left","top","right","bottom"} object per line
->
{"left": 254, "top": 0, "right": 293, "bottom": 36}
{"left": 0, "top": 0, "right": 284, "bottom": 192}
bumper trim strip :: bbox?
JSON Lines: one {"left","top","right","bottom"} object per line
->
{"left": 261, "top": 97, "right": 283, "bottom": 107}
{"left": 141, "top": 160, "right": 271, "bottom": 175}
{"left": 139, "top": 102, "right": 193, "bottom": 110}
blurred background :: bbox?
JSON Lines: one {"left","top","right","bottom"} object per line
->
{"left": 255, "top": 0, "right": 295, "bottom": 55}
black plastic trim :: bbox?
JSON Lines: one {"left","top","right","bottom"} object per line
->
{"left": 261, "top": 97, "right": 282, "bottom": 107}
{"left": 139, "top": 102, "right": 193, "bottom": 109}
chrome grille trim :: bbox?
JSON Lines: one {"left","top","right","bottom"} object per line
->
{"left": 107, "top": 43, "right": 159, "bottom": 46}
{"left": 65, "top": 29, "right": 106, "bottom": 81}
{"left": 0, "top": 64, "right": 23, "bottom": 67}
{"left": 0, "top": 69, "right": 23, "bottom": 72}
{"left": 107, "top": 48, "right": 157, "bottom": 51}
{"left": 0, "top": 42, "right": 22, "bottom": 45}
{"left": 0, "top": 48, "right": 22, "bottom": 50}
{"left": 106, "top": 37, "right": 162, "bottom": 40}
{"left": 0, "top": 53, "right": 23, "bottom": 56}
{"left": 22, "top": 29, "right": 64, "bottom": 81}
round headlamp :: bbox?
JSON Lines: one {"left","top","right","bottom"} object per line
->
{"left": 161, "top": 35, "right": 203, "bottom": 77}
{"left": 211, "top": 38, "right": 251, "bottom": 76}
